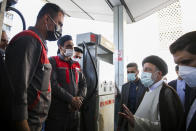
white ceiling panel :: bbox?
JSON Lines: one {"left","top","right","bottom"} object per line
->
{"left": 47, "top": 0, "right": 178, "bottom": 24}
{"left": 46, "top": 0, "right": 91, "bottom": 19}
{"left": 47, "top": 0, "right": 113, "bottom": 22}
{"left": 123, "top": 0, "right": 178, "bottom": 22}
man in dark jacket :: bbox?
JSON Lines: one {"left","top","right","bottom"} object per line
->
{"left": 0, "top": 30, "right": 8, "bottom": 88}
{"left": 118, "top": 62, "right": 146, "bottom": 131}
{"left": 0, "top": 30, "right": 8, "bottom": 56}
{"left": 0, "top": 30, "right": 9, "bottom": 125}
{"left": 45, "top": 35, "right": 87, "bottom": 131}
{"left": 168, "top": 65, "right": 192, "bottom": 112}
{"left": 118, "top": 55, "right": 184, "bottom": 131}
{"left": 4, "top": 3, "right": 64, "bottom": 131}
{"left": 170, "top": 31, "right": 196, "bottom": 131}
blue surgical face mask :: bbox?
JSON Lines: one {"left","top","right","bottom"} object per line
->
{"left": 141, "top": 72, "right": 154, "bottom": 87}
{"left": 179, "top": 65, "right": 196, "bottom": 88}
{"left": 127, "top": 73, "right": 136, "bottom": 81}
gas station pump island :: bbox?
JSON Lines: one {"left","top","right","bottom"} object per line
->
{"left": 77, "top": 32, "right": 115, "bottom": 131}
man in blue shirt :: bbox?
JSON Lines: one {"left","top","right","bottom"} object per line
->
{"left": 117, "top": 62, "right": 146, "bottom": 131}
{"left": 169, "top": 31, "right": 196, "bottom": 131}
{"left": 168, "top": 65, "right": 191, "bottom": 111}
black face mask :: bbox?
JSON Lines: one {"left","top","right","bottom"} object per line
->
{"left": 46, "top": 16, "right": 62, "bottom": 41}
{"left": 46, "top": 25, "right": 62, "bottom": 41}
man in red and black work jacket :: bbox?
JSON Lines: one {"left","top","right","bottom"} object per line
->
{"left": 45, "top": 35, "right": 87, "bottom": 131}
{"left": 4, "top": 3, "right": 64, "bottom": 131}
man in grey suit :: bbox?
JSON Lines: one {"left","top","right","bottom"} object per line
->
{"left": 117, "top": 62, "right": 146, "bottom": 131}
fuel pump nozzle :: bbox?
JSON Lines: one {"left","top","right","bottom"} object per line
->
{"left": 81, "top": 41, "right": 98, "bottom": 102}
{"left": 6, "top": 6, "right": 26, "bottom": 30}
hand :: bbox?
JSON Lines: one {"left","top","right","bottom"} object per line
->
{"left": 71, "top": 97, "right": 83, "bottom": 110}
{"left": 78, "top": 96, "right": 84, "bottom": 102}
{"left": 118, "top": 104, "right": 135, "bottom": 128}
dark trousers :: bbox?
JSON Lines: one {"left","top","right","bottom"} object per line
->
{"left": 45, "top": 112, "right": 80, "bottom": 131}
{"left": 29, "top": 123, "right": 42, "bottom": 131}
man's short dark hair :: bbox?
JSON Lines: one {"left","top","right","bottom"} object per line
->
{"left": 175, "top": 65, "right": 179, "bottom": 71}
{"left": 57, "top": 35, "right": 72, "bottom": 47}
{"left": 37, "top": 3, "right": 65, "bottom": 21}
{"left": 2, "top": 30, "right": 6, "bottom": 33}
{"left": 74, "top": 47, "right": 83, "bottom": 53}
{"left": 127, "top": 63, "right": 138, "bottom": 70}
{"left": 170, "top": 31, "right": 196, "bottom": 55}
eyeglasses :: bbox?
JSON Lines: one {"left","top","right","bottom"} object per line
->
{"left": 48, "top": 15, "right": 63, "bottom": 27}
{"left": 48, "top": 15, "right": 62, "bottom": 33}
{"left": 48, "top": 15, "right": 57, "bottom": 25}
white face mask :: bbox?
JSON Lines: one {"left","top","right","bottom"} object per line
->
{"left": 179, "top": 65, "right": 196, "bottom": 88}
{"left": 72, "top": 57, "right": 80, "bottom": 62}
{"left": 63, "top": 49, "right": 73, "bottom": 57}
{"left": 72, "top": 57, "right": 83, "bottom": 68}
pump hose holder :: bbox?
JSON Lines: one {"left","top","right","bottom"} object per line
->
{"left": 82, "top": 41, "right": 98, "bottom": 102}
{"left": 6, "top": 6, "right": 26, "bottom": 30}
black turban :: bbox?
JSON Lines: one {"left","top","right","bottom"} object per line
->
{"left": 57, "top": 35, "right": 72, "bottom": 46}
{"left": 74, "top": 47, "right": 83, "bottom": 53}
{"left": 142, "top": 55, "right": 168, "bottom": 76}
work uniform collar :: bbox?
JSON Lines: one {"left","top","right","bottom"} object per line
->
{"left": 28, "top": 26, "right": 48, "bottom": 52}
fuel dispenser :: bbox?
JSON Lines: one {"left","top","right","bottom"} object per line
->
{"left": 76, "top": 32, "right": 115, "bottom": 131}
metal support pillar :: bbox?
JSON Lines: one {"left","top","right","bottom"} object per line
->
{"left": 113, "top": 5, "right": 126, "bottom": 91}
{"left": 0, "top": 0, "right": 7, "bottom": 40}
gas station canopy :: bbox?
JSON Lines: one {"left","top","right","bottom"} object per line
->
{"left": 45, "top": 0, "right": 178, "bottom": 91}
{"left": 46, "top": 0, "right": 177, "bottom": 23}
